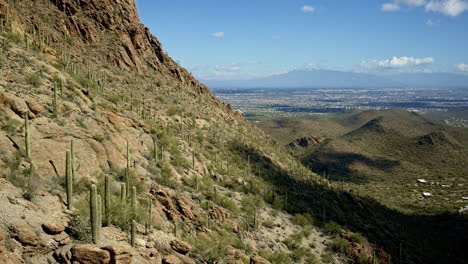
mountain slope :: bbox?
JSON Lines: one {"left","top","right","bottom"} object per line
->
{"left": 0, "top": 1, "right": 403, "bottom": 264}
{"left": 1, "top": 1, "right": 466, "bottom": 264}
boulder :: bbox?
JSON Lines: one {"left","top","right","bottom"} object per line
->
{"left": 10, "top": 222, "right": 39, "bottom": 246}
{"left": 170, "top": 239, "right": 192, "bottom": 255}
{"left": 175, "top": 197, "right": 196, "bottom": 220}
{"left": 0, "top": 92, "right": 29, "bottom": 117}
{"left": 102, "top": 245, "right": 132, "bottom": 264}
{"left": 163, "top": 254, "right": 181, "bottom": 264}
{"left": 71, "top": 244, "right": 111, "bottom": 264}
{"left": 42, "top": 221, "right": 65, "bottom": 234}
{"left": 25, "top": 98, "right": 44, "bottom": 116}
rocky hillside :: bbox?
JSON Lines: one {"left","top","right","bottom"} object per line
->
{"left": 0, "top": 1, "right": 404, "bottom": 264}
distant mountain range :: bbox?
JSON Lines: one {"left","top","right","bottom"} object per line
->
{"left": 204, "top": 69, "right": 468, "bottom": 89}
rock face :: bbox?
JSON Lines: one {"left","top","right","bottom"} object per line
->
{"left": 170, "top": 240, "right": 192, "bottom": 255}
{"left": 71, "top": 244, "right": 111, "bottom": 264}
{"left": 40, "top": 0, "right": 217, "bottom": 100}
{"left": 288, "top": 136, "right": 325, "bottom": 149}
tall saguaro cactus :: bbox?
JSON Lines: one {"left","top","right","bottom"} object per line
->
{"left": 120, "top": 183, "right": 126, "bottom": 202}
{"left": 90, "top": 184, "right": 99, "bottom": 243}
{"left": 131, "top": 220, "right": 136, "bottom": 247}
{"left": 65, "top": 151, "right": 73, "bottom": 209}
{"left": 131, "top": 186, "right": 137, "bottom": 213}
{"left": 70, "top": 140, "right": 76, "bottom": 181}
{"left": 126, "top": 141, "right": 130, "bottom": 197}
{"left": 97, "top": 195, "right": 102, "bottom": 237}
{"left": 104, "top": 175, "right": 111, "bottom": 226}
{"left": 24, "top": 115, "right": 31, "bottom": 159}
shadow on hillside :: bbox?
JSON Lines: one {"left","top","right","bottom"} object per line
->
{"left": 229, "top": 141, "right": 467, "bottom": 264}
{"left": 302, "top": 151, "right": 400, "bottom": 183}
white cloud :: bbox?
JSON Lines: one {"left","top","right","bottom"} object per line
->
{"left": 360, "top": 56, "right": 435, "bottom": 69}
{"left": 382, "top": 3, "right": 401, "bottom": 11}
{"left": 455, "top": 63, "right": 468, "bottom": 72}
{"left": 210, "top": 32, "right": 225, "bottom": 38}
{"left": 425, "top": 0, "right": 468, "bottom": 16}
{"left": 397, "top": 0, "right": 427, "bottom": 6}
{"left": 381, "top": 0, "right": 468, "bottom": 16}
{"left": 301, "top": 5, "right": 315, "bottom": 13}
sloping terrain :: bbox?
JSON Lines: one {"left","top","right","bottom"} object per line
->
{"left": 281, "top": 109, "right": 468, "bottom": 214}
{"left": 0, "top": 1, "right": 412, "bottom": 264}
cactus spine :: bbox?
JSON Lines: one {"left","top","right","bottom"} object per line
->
{"left": 131, "top": 220, "right": 136, "bottom": 247}
{"left": 24, "top": 115, "right": 31, "bottom": 159}
{"left": 65, "top": 151, "right": 73, "bottom": 209}
{"left": 104, "top": 175, "right": 111, "bottom": 226}
{"left": 90, "top": 184, "right": 99, "bottom": 243}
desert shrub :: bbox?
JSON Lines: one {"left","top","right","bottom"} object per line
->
{"left": 293, "top": 213, "right": 317, "bottom": 226}
{"left": 331, "top": 237, "right": 349, "bottom": 253}
{"left": 0, "top": 115, "right": 22, "bottom": 133}
{"left": 284, "top": 232, "right": 304, "bottom": 250}
{"left": 324, "top": 221, "right": 342, "bottom": 235}
{"left": 262, "top": 219, "right": 275, "bottom": 229}
{"left": 207, "top": 189, "right": 239, "bottom": 215}
{"left": 187, "top": 230, "right": 245, "bottom": 263}
{"left": 305, "top": 254, "right": 321, "bottom": 264}
{"left": 349, "top": 232, "right": 365, "bottom": 244}
{"left": 321, "top": 253, "right": 335, "bottom": 263}
{"left": 260, "top": 250, "right": 292, "bottom": 264}
{"left": 67, "top": 214, "right": 92, "bottom": 242}
{"left": 167, "top": 106, "right": 182, "bottom": 116}
{"left": 26, "top": 73, "right": 42, "bottom": 88}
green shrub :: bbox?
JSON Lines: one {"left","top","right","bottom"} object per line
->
{"left": 26, "top": 73, "right": 42, "bottom": 88}
{"left": 324, "top": 221, "right": 342, "bottom": 235}
{"left": 293, "top": 213, "right": 317, "bottom": 226}
{"left": 331, "top": 237, "right": 349, "bottom": 253}
{"left": 349, "top": 232, "right": 365, "bottom": 244}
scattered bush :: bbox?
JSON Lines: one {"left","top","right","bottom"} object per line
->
{"left": 349, "top": 232, "right": 365, "bottom": 244}
{"left": 331, "top": 237, "right": 349, "bottom": 253}
{"left": 26, "top": 73, "right": 42, "bottom": 88}
{"left": 324, "top": 221, "right": 342, "bottom": 235}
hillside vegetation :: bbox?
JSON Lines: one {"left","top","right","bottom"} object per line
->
{"left": 0, "top": 1, "right": 414, "bottom": 264}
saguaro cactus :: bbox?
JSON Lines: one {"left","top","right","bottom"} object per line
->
{"left": 131, "top": 220, "right": 136, "bottom": 247}
{"left": 131, "top": 186, "right": 137, "bottom": 213}
{"left": 153, "top": 139, "right": 158, "bottom": 162}
{"left": 120, "top": 183, "right": 126, "bottom": 202}
{"left": 24, "top": 115, "right": 31, "bottom": 159}
{"left": 90, "top": 184, "right": 99, "bottom": 243}
{"left": 53, "top": 81, "right": 58, "bottom": 115}
{"left": 97, "top": 194, "right": 102, "bottom": 238}
{"left": 70, "top": 140, "right": 75, "bottom": 181}
{"left": 65, "top": 151, "right": 73, "bottom": 209}
{"left": 126, "top": 141, "right": 130, "bottom": 197}
{"left": 104, "top": 175, "right": 111, "bottom": 226}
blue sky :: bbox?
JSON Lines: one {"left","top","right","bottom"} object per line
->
{"left": 135, "top": 0, "right": 468, "bottom": 80}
